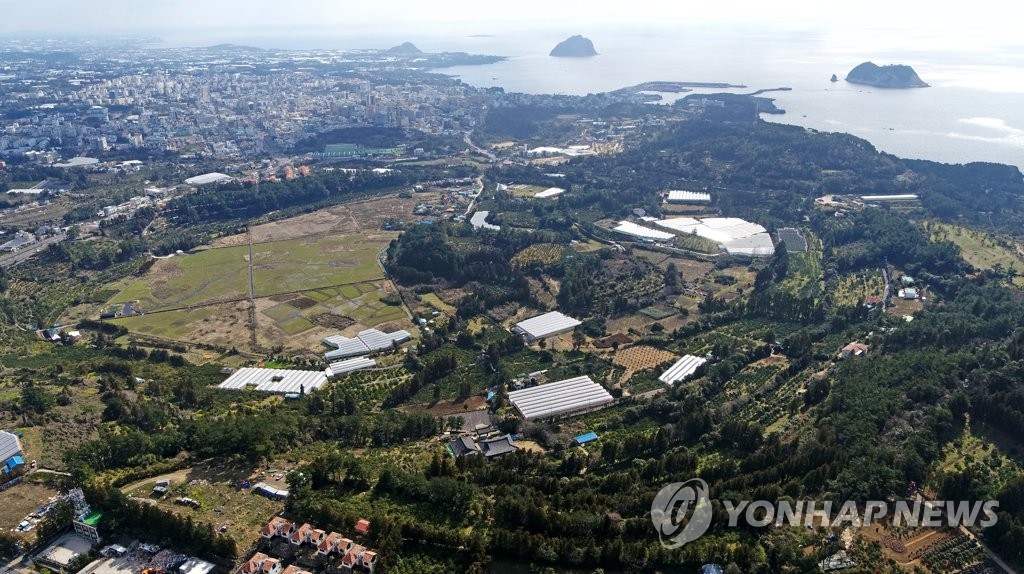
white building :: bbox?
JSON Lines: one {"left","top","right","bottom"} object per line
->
{"left": 666, "top": 190, "right": 711, "bottom": 203}
{"left": 512, "top": 311, "right": 582, "bottom": 342}
{"left": 508, "top": 376, "right": 614, "bottom": 420}
{"left": 658, "top": 355, "right": 708, "bottom": 385}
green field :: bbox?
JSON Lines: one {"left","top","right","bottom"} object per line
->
{"left": 107, "top": 235, "right": 389, "bottom": 313}
{"left": 251, "top": 235, "right": 386, "bottom": 296}
{"left": 110, "top": 247, "right": 250, "bottom": 311}
{"left": 928, "top": 222, "right": 1024, "bottom": 286}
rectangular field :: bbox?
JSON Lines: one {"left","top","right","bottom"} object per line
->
{"left": 110, "top": 246, "right": 250, "bottom": 312}
{"left": 251, "top": 234, "right": 387, "bottom": 296}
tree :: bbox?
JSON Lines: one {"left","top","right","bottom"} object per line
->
{"left": 664, "top": 262, "right": 679, "bottom": 288}
{"left": 20, "top": 383, "right": 54, "bottom": 415}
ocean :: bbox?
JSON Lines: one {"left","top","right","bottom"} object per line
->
{"left": 158, "top": 24, "right": 1024, "bottom": 171}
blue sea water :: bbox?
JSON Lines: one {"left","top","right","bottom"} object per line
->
{"left": 158, "top": 24, "right": 1024, "bottom": 170}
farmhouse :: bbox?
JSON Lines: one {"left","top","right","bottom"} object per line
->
{"left": 447, "top": 436, "right": 479, "bottom": 457}
{"left": 507, "top": 375, "right": 614, "bottom": 421}
{"left": 323, "top": 328, "right": 411, "bottom": 361}
{"left": 839, "top": 342, "right": 870, "bottom": 359}
{"left": 665, "top": 190, "right": 711, "bottom": 203}
{"left": 512, "top": 311, "right": 582, "bottom": 342}
{"left": 658, "top": 355, "right": 708, "bottom": 385}
{"left": 0, "top": 430, "right": 25, "bottom": 475}
{"left": 479, "top": 435, "right": 518, "bottom": 458}
{"left": 217, "top": 368, "right": 328, "bottom": 394}
{"left": 899, "top": 287, "right": 919, "bottom": 300}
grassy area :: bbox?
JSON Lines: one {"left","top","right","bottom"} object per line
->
{"left": 934, "top": 424, "right": 1021, "bottom": 498}
{"left": 418, "top": 293, "right": 457, "bottom": 315}
{"left": 251, "top": 235, "right": 386, "bottom": 296}
{"left": 107, "top": 234, "right": 390, "bottom": 314}
{"left": 110, "top": 247, "right": 250, "bottom": 311}
{"left": 928, "top": 221, "right": 1024, "bottom": 286}
{"left": 511, "top": 243, "right": 567, "bottom": 268}
{"left": 0, "top": 480, "right": 63, "bottom": 545}
{"left": 779, "top": 250, "right": 824, "bottom": 299}
{"left": 834, "top": 270, "right": 886, "bottom": 307}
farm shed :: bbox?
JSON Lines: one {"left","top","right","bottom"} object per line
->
{"left": 327, "top": 357, "right": 377, "bottom": 377}
{"left": 658, "top": 355, "right": 708, "bottom": 385}
{"left": 512, "top": 311, "right": 582, "bottom": 342}
{"left": 666, "top": 190, "right": 711, "bottom": 203}
{"left": 217, "top": 368, "right": 328, "bottom": 394}
{"left": 508, "top": 376, "right": 614, "bottom": 421}
{"left": 323, "top": 328, "right": 411, "bottom": 360}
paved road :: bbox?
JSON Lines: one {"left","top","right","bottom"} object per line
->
{"left": 463, "top": 131, "right": 496, "bottom": 161}
{"left": 0, "top": 234, "right": 66, "bottom": 269}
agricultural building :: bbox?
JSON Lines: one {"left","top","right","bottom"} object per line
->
{"left": 613, "top": 220, "right": 675, "bottom": 242}
{"left": 512, "top": 311, "right": 582, "bottom": 342}
{"left": 184, "top": 172, "right": 233, "bottom": 185}
{"left": 534, "top": 187, "right": 565, "bottom": 198}
{"left": 666, "top": 190, "right": 711, "bottom": 203}
{"left": 508, "top": 376, "right": 614, "bottom": 421}
{"left": 0, "top": 431, "right": 24, "bottom": 475}
{"left": 217, "top": 368, "right": 328, "bottom": 394}
{"left": 327, "top": 357, "right": 377, "bottom": 377}
{"left": 658, "top": 355, "right": 708, "bottom": 385}
{"left": 323, "top": 328, "right": 411, "bottom": 360}
{"left": 654, "top": 217, "right": 774, "bottom": 256}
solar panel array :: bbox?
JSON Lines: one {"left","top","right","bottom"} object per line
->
{"left": 508, "top": 376, "right": 614, "bottom": 420}
{"left": 218, "top": 368, "right": 328, "bottom": 394}
{"left": 658, "top": 355, "right": 708, "bottom": 385}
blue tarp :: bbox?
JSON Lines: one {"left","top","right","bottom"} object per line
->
{"left": 575, "top": 432, "right": 599, "bottom": 445}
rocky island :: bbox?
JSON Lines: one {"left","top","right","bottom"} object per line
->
{"left": 387, "top": 42, "right": 423, "bottom": 55}
{"left": 845, "top": 61, "right": 929, "bottom": 88}
{"left": 550, "top": 35, "right": 598, "bottom": 57}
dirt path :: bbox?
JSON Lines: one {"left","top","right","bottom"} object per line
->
{"left": 120, "top": 468, "right": 192, "bottom": 494}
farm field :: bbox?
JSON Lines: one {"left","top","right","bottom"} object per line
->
{"left": 255, "top": 280, "right": 409, "bottom": 351}
{"left": 512, "top": 243, "right": 567, "bottom": 268}
{"left": 108, "top": 246, "right": 250, "bottom": 312}
{"left": 110, "top": 301, "right": 250, "bottom": 347}
{"left": 612, "top": 345, "right": 676, "bottom": 382}
{"left": 834, "top": 270, "right": 886, "bottom": 307}
{"left": 928, "top": 222, "right": 1024, "bottom": 287}
{"left": 251, "top": 234, "right": 387, "bottom": 296}
{"left": 209, "top": 194, "right": 422, "bottom": 246}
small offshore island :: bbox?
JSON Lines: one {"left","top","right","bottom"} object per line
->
{"left": 550, "top": 34, "right": 598, "bottom": 57}
{"left": 846, "top": 61, "right": 929, "bottom": 88}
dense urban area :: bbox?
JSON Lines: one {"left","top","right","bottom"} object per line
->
{"left": 1, "top": 34, "right": 1024, "bottom": 574}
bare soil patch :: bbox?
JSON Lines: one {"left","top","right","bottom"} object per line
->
{"left": 290, "top": 296, "right": 317, "bottom": 309}
{"left": 613, "top": 345, "right": 677, "bottom": 372}
{"left": 311, "top": 313, "right": 356, "bottom": 330}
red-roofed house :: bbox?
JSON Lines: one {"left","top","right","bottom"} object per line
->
{"left": 341, "top": 545, "right": 365, "bottom": 571}
{"left": 317, "top": 532, "right": 342, "bottom": 556}
{"left": 280, "top": 566, "right": 311, "bottom": 574}
{"left": 240, "top": 553, "right": 275, "bottom": 574}
{"left": 354, "top": 519, "right": 370, "bottom": 535}
{"left": 260, "top": 557, "right": 281, "bottom": 574}
{"left": 360, "top": 550, "right": 378, "bottom": 570}
{"left": 290, "top": 523, "right": 313, "bottom": 546}
{"left": 261, "top": 517, "right": 294, "bottom": 540}
{"left": 310, "top": 529, "right": 326, "bottom": 548}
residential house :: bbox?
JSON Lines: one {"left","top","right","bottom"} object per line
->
{"left": 839, "top": 342, "right": 869, "bottom": 359}
{"left": 354, "top": 519, "right": 370, "bottom": 536}
{"left": 290, "top": 523, "right": 313, "bottom": 546}
{"left": 479, "top": 435, "right": 518, "bottom": 458}
{"left": 280, "top": 566, "right": 312, "bottom": 574}
{"left": 317, "top": 532, "right": 343, "bottom": 556}
{"left": 240, "top": 553, "right": 275, "bottom": 574}
{"left": 310, "top": 529, "right": 326, "bottom": 549}
{"left": 261, "top": 516, "right": 294, "bottom": 540}
{"left": 0, "top": 431, "right": 25, "bottom": 476}
{"left": 447, "top": 436, "right": 478, "bottom": 458}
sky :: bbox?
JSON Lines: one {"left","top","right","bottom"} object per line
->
{"left": 1, "top": 0, "right": 1018, "bottom": 40}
